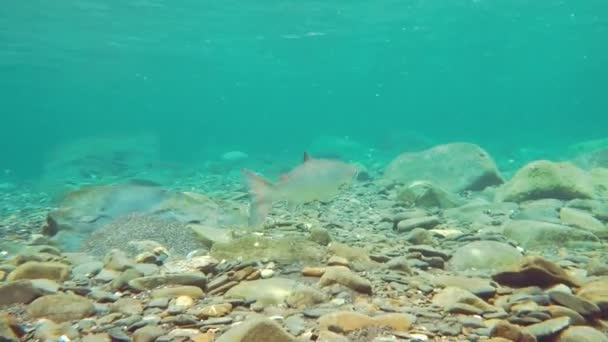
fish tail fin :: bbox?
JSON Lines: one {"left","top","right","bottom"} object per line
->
{"left": 242, "top": 169, "right": 275, "bottom": 227}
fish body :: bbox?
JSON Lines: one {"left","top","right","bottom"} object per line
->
{"left": 243, "top": 153, "right": 358, "bottom": 226}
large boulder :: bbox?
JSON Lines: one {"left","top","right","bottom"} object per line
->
{"left": 497, "top": 161, "right": 596, "bottom": 202}
{"left": 384, "top": 143, "right": 503, "bottom": 193}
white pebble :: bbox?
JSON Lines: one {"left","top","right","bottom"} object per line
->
{"left": 260, "top": 269, "right": 274, "bottom": 278}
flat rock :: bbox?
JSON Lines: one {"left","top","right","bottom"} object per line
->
{"left": 384, "top": 143, "right": 503, "bottom": 192}
{"left": 576, "top": 279, "right": 608, "bottom": 315}
{"left": 7, "top": 261, "right": 71, "bottom": 282}
{"left": 216, "top": 317, "right": 294, "bottom": 342}
{"left": 524, "top": 316, "right": 571, "bottom": 339}
{"left": 132, "top": 325, "right": 166, "bottom": 342}
{"left": 396, "top": 181, "right": 464, "bottom": 208}
{"left": 318, "top": 266, "right": 372, "bottom": 294}
{"left": 557, "top": 326, "right": 608, "bottom": 342}
{"left": 0, "top": 279, "right": 58, "bottom": 306}
{"left": 492, "top": 256, "right": 582, "bottom": 288}
{"left": 224, "top": 278, "right": 297, "bottom": 307}
{"left": 432, "top": 275, "right": 496, "bottom": 298}
{"left": 318, "top": 311, "right": 415, "bottom": 333}
{"left": 432, "top": 287, "right": 496, "bottom": 312}
{"left": 396, "top": 216, "right": 440, "bottom": 232}
{"left": 559, "top": 207, "right": 608, "bottom": 237}
{"left": 548, "top": 290, "right": 601, "bottom": 317}
{"left": 503, "top": 219, "right": 600, "bottom": 248}
{"left": 27, "top": 294, "right": 95, "bottom": 323}
{"left": 151, "top": 285, "right": 204, "bottom": 299}
{"left": 128, "top": 272, "right": 207, "bottom": 291}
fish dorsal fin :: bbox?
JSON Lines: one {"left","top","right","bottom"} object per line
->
{"left": 303, "top": 152, "right": 312, "bottom": 163}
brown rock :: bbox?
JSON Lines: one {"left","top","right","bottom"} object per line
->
{"left": 492, "top": 256, "right": 581, "bottom": 288}
{"left": 557, "top": 326, "right": 608, "bottom": 342}
{"left": 216, "top": 317, "right": 294, "bottom": 342}
{"left": 27, "top": 294, "right": 95, "bottom": 323}
{"left": 490, "top": 320, "right": 536, "bottom": 342}
{"left": 302, "top": 267, "right": 325, "bottom": 277}
{"left": 151, "top": 285, "right": 204, "bottom": 299}
{"left": 7, "top": 261, "right": 70, "bottom": 282}
{"left": 318, "top": 266, "right": 372, "bottom": 294}
{"left": 133, "top": 325, "right": 166, "bottom": 342}
{"left": 197, "top": 303, "right": 233, "bottom": 318}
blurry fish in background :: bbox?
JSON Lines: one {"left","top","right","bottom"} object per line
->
{"left": 243, "top": 152, "right": 359, "bottom": 226}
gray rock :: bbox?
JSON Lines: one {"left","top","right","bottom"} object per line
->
{"left": 384, "top": 143, "right": 503, "bottom": 192}
{"left": 216, "top": 317, "right": 295, "bottom": 342}
{"left": 503, "top": 219, "right": 600, "bottom": 248}
{"left": 128, "top": 272, "right": 207, "bottom": 291}
{"left": 396, "top": 216, "right": 440, "bottom": 233}
{"left": 497, "top": 161, "right": 595, "bottom": 202}
{"left": 448, "top": 240, "right": 522, "bottom": 273}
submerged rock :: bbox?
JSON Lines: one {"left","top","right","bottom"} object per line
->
{"left": 448, "top": 241, "right": 523, "bottom": 273}
{"left": 27, "top": 294, "right": 95, "bottom": 323}
{"left": 492, "top": 256, "right": 581, "bottom": 288}
{"left": 384, "top": 143, "right": 503, "bottom": 192}
{"left": 396, "top": 181, "right": 464, "bottom": 208}
{"left": 497, "top": 161, "right": 595, "bottom": 202}
{"left": 216, "top": 317, "right": 294, "bottom": 342}
{"left": 210, "top": 234, "right": 325, "bottom": 264}
{"left": 503, "top": 219, "right": 600, "bottom": 248}
{"left": 224, "top": 278, "right": 297, "bottom": 307}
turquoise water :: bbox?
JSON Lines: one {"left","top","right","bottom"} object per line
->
{"left": 1, "top": 0, "right": 607, "bottom": 179}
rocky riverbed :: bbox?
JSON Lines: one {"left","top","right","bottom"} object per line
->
{"left": 1, "top": 142, "right": 608, "bottom": 341}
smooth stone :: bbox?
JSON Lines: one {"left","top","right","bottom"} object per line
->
{"left": 396, "top": 216, "right": 440, "bottom": 232}
{"left": 576, "top": 279, "right": 608, "bottom": 314}
{"left": 225, "top": 278, "right": 297, "bottom": 307}
{"left": 197, "top": 303, "right": 233, "bottom": 318}
{"left": 112, "top": 298, "right": 144, "bottom": 316}
{"left": 448, "top": 240, "right": 522, "bottom": 272}
{"left": 216, "top": 317, "right": 294, "bottom": 342}
{"left": 560, "top": 207, "right": 608, "bottom": 236}
{"left": 524, "top": 316, "right": 571, "bottom": 338}
{"left": 7, "top": 261, "right": 71, "bottom": 282}
{"left": 72, "top": 261, "right": 104, "bottom": 278}
{"left": 133, "top": 325, "right": 166, "bottom": 342}
{"left": 27, "top": 294, "right": 95, "bottom": 323}
{"left": 318, "top": 266, "right": 373, "bottom": 294}
{"left": 492, "top": 256, "right": 582, "bottom": 288}
{"left": 81, "top": 333, "right": 112, "bottom": 342}
{"left": 557, "top": 326, "right": 608, "bottom": 342}
{"left": 128, "top": 272, "right": 207, "bottom": 291}
{"left": 285, "top": 285, "right": 327, "bottom": 309}
{"left": 151, "top": 286, "right": 204, "bottom": 299}
{"left": 111, "top": 268, "right": 144, "bottom": 291}
{"left": 497, "top": 161, "right": 595, "bottom": 202}
{"left": 432, "top": 287, "right": 496, "bottom": 311}
{"left": 432, "top": 275, "right": 496, "bottom": 298}
{"left": 384, "top": 142, "right": 503, "bottom": 192}
{"left": 548, "top": 290, "right": 601, "bottom": 317}
{"left": 318, "top": 311, "right": 415, "bottom": 332}
{"left": 490, "top": 320, "right": 536, "bottom": 342}
{"left": 545, "top": 305, "right": 587, "bottom": 325}
{"left": 396, "top": 180, "right": 464, "bottom": 208}
{"left": 103, "top": 249, "right": 135, "bottom": 272}
{"left": 284, "top": 315, "right": 306, "bottom": 336}
{"left": 0, "top": 279, "right": 58, "bottom": 306}
{"left": 503, "top": 219, "right": 600, "bottom": 247}
{"left": 309, "top": 227, "right": 331, "bottom": 246}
